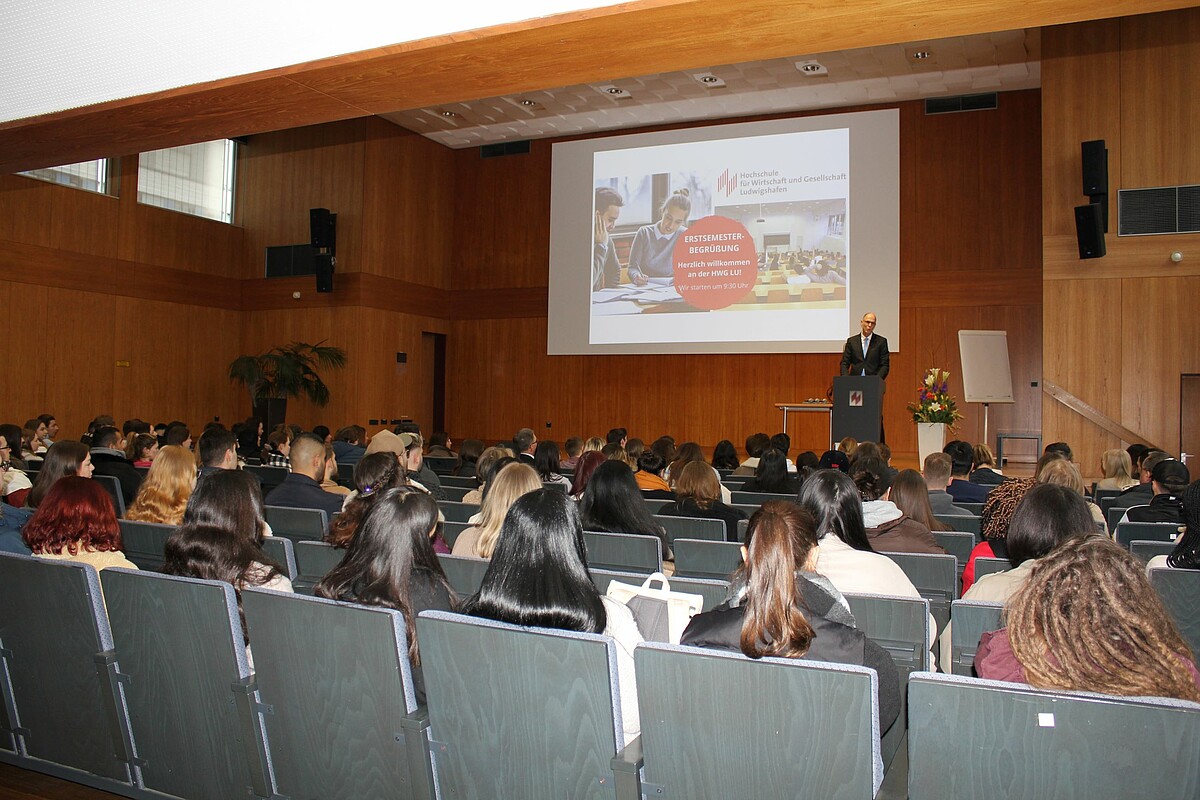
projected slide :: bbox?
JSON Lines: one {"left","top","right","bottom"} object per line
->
{"left": 547, "top": 109, "right": 898, "bottom": 355}
{"left": 589, "top": 129, "right": 848, "bottom": 345}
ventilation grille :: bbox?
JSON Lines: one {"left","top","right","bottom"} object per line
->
{"left": 480, "top": 140, "right": 531, "bottom": 158}
{"left": 924, "top": 93, "right": 998, "bottom": 115}
{"left": 1118, "top": 186, "right": 1200, "bottom": 236}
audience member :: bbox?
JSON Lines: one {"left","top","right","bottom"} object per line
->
{"left": 1125, "top": 459, "right": 1190, "bottom": 524}
{"left": 738, "top": 447, "right": 800, "bottom": 495}
{"left": 601, "top": 442, "right": 633, "bottom": 467}
{"left": 1109, "top": 449, "right": 1170, "bottom": 514}
{"left": 770, "top": 432, "right": 798, "bottom": 473}
{"left": 455, "top": 438, "right": 484, "bottom": 478}
{"left": 710, "top": 439, "right": 740, "bottom": 471}
{"left": 263, "top": 429, "right": 292, "bottom": 469}
{"left": 22, "top": 476, "right": 136, "bottom": 571}
{"left": 817, "top": 449, "right": 850, "bottom": 473}
{"left": 326, "top": 452, "right": 405, "bottom": 547}
{"left": 265, "top": 433, "right": 346, "bottom": 516}
{"left": 320, "top": 444, "right": 351, "bottom": 496}
{"left": 890, "top": 469, "right": 950, "bottom": 532}
{"left": 462, "top": 446, "right": 513, "bottom": 505}
{"left": 312, "top": 425, "right": 331, "bottom": 444}
{"left": 126, "top": 433, "right": 159, "bottom": 467}
{"left": 463, "top": 488, "right": 642, "bottom": 744}
{"left": 1097, "top": 448, "right": 1138, "bottom": 491}
{"left": 582, "top": 436, "right": 606, "bottom": 454}
{"left": 634, "top": 451, "right": 673, "bottom": 497}
{"left": 657, "top": 461, "right": 746, "bottom": 544}
{"left": 1043, "top": 441, "right": 1073, "bottom": 462}
{"left": 402, "top": 433, "right": 445, "bottom": 499}
{"left": 681, "top": 501, "right": 900, "bottom": 734}
{"left": 37, "top": 414, "right": 58, "bottom": 446}
{"left": 606, "top": 427, "right": 628, "bottom": 447}
{"left": 452, "top": 463, "right": 541, "bottom": 558}
{"left": 961, "top": 478, "right": 1035, "bottom": 593}
{"left": 837, "top": 437, "right": 858, "bottom": 458}
{"left": 197, "top": 427, "right": 239, "bottom": 477}
{"left": 668, "top": 442, "right": 732, "bottom": 503}
{"left": 534, "top": 441, "right": 571, "bottom": 489}
{"left": 624, "top": 438, "right": 645, "bottom": 466}
{"left": 732, "top": 433, "right": 770, "bottom": 476}
{"left": 854, "top": 463, "right": 946, "bottom": 555}
{"left": 943, "top": 441, "right": 989, "bottom": 503}
{"left": 0, "top": 432, "right": 34, "bottom": 508}
{"left": 1036, "top": 457, "right": 1105, "bottom": 529}
{"left": 649, "top": 436, "right": 676, "bottom": 467}
{"left": 795, "top": 450, "right": 820, "bottom": 479}
{"left": 316, "top": 487, "right": 455, "bottom": 703}
{"left": 235, "top": 418, "right": 263, "bottom": 461}
{"left": 0, "top": 425, "right": 28, "bottom": 471}
{"left": 1153, "top": 479, "right": 1200, "bottom": 571}
{"left": 27, "top": 441, "right": 92, "bottom": 508}
{"left": 125, "top": 445, "right": 196, "bottom": 526}
{"left": 0, "top": 498, "right": 32, "bottom": 554}
{"left": 332, "top": 425, "right": 368, "bottom": 466}
{"left": 89, "top": 426, "right": 142, "bottom": 505}
{"left": 514, "top": 428, "right": 537, "bottom": 463}
{"left": 22, "top": 418, "right": 48, "bottom": 459}
{"left": 975, "top": 535, "right": 1200, "bottom": 701}
{"left": 969, "top": 443, "right": 1004, "bottom": 485}
{"left": 426, "top": 432, "right": 456, "bottom": 459}
{"left": 163, "top": 423, "right": 191, "bottom": 449}
{"left": 581, "top": 460, "right": 670, "bottom": 557}
{"left": 1127, "top": 443, "right": 1152, "bottom": 482}
{"left": 922, "top": 453, "right": 972, "bottom": 517}
{"left": 559, "top": 437, "right": 583, "bottom": 471}
{"left": 81, "top": 415, "right": 116, "bottom": 448}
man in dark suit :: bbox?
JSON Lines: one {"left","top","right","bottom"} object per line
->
{"left": 839, "top": 312, "right": 889, "bottom": 442}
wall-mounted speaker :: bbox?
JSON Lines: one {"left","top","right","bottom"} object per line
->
{"left": 1074, "top": 203, "right": 1106, "bottom": 259}
{"left": 1081, "top": 140, "right": 1108, "bottom": 196}
{"left": 315, "top": 254, "right": 335, "bottom": 293}
{"left": 309, "top": 208, "right": 336, "bottom": 252}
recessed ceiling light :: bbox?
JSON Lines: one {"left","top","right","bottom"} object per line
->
{"left": 440, "top": 110, "right": 457, "bottom": 117}
{"left": 911, "top": 51, "right": 933, "bottom": 60}
{"left": 592, "top": 83, "right": 632, "bottom": 99}
{"left": 795, "top": 61, "right": 827, "bottom": 76}
{"left": 519, "top": 99, "right": 537, "bottom": 106}
{"left": 692, "top": 72, "right": 726, "bottom": 88}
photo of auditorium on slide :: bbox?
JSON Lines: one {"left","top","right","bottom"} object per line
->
{"left": 549, "top": 109, "right": 897, "bottom": 355}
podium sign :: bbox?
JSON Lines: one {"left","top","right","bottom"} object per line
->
{"left": 832, "top": 376, "right": 882, "bottom": 443}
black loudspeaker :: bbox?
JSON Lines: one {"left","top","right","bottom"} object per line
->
{"left": 1074, "top": 203, "right": 1106, "bottom": 259}
{"left": 310, "top": 208, "right": 336, "bottom": 251}
{"left": 1081, "top": 140, "right": 1108, "bottom": 195}
{"left": 315, "top": 254, "right": 335, "bottom": 293}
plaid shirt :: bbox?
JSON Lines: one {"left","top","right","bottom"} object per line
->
{"left": 265, "top": 451, "right": 291, "bottom": 471}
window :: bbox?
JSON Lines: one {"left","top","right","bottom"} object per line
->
{"left": 137, "top": 139, "right": 236, "bottom": 223}
{"left": 19, "top": 159, "right": 110, "bottom": 194}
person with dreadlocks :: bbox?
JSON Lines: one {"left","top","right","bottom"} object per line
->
{"left": 960, "top": 477, "right": 1035, "bottom": 594}
{"left": 975, "top": 534, "right": 1200, "bottom": 701}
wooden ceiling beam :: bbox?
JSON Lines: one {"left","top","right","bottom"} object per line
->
{"left": 1, "top": 0, "right": 1194, "bottom": 173}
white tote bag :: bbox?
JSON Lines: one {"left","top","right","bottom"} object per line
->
{"left": 605, "top": 572, "right": 704, "bottom": 644}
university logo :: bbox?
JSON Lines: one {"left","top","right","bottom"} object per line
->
{"left": 849, "top": 391, "right": 863, "bottom": 407}
{"left": 717, "top": 168, "right": 738, "bottom": 198}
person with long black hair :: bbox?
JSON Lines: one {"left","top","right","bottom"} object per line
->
{"left": 464, "top": 489, "right": 643, "bottom": 744}
{"left": 738, "top": 448, "right": 800, "bottom": 495}
{"left": 533, "top": 441, "right": 571, "bottom": 489}
{"left": 316, "top": 487, "right": 455, "bottom": 703}
{"left": 580, "top": 460, "right": 669, "bottom": 558}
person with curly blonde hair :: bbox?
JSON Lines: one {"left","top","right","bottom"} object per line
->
{"left": 125, "top": 445, "right": 197, "bottom": 526}
{"left": 976, "top": 534, "right": 1200, "bottom": 701}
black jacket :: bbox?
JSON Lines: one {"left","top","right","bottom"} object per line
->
{"left": 657, "top": 497, "right": 747, "bottom": 542}
{"left": 89, "top": 450, "right": 143, "bottom": 506}
{"left": 264, "top": 473, "right": 345, "bottom": 516}
{"left": 839, "top": 334, "right": 890, "bottom": 389}
{"left": 1126, "top": 493, "right": 1184, "bottom": 524}
{"left": 680, "top": 574, "right": 900, "bottom": 733}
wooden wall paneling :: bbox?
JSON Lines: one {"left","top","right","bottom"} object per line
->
{"left": 361, "top": 119, "right": 456, "bottom": 287}
{"left": 237, "top": 120, "right": 368, "bottom": 281}
{"left": 978, "top": 91, "right": 1042, "bottom": 271}
{"left": 0, "top": 175, "right": 56, "bottom": 247}
{"left": 120, "top": 201, "right": 246, "bottom": 278}
{"left": 40, "top": 287, "right": 117, "bottom": 440}
{"left": 0, "top": 282, "right": 49, "bottom": 430}
{"left": 239, "top": 307, "right": 342, "bottom": 431}
{"left": 1120, "top": 9, "right": 1200, "bottom": 188}
{"left": 185, "top": 307, "right": 245, "bottom": 429}
{"left": 1040, "top": 19, "right": 1121, "bottom": 238}
{"left": 45, "top": 180, "right": 121, "bottom": 259}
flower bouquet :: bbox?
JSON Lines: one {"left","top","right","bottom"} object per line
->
{"left": 907, "top": 368, "right": 964, "bottom": 426}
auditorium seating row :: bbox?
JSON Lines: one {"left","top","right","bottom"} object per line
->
{"left": 3, "top": 552, "right": 1199, "bottom": 800}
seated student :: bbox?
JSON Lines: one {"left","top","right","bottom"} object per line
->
{"left": 235, "top": 420, "right": 263, "bottom": 462}
{"left": 961, "top": 478, "right": 1035, "bottom": 594}
{"left": 943, "top": 441, "right": 990, "bottom": 503}
{"left": 26, "top": 440, "right": 92, "bottom": 509}
{"left": 320, "top": 444, "right": 351, "bottom": 497}
{"left": 795, "top": 450, "right": 820, "bottom": 480}
{"left": 262, "top": 430, "right": 292, "bottom": 469}
{"left": 922, "top": 453, "right": 973, "bottom": 517}
{"left": 463, "top": 489, "right": 643, "bottom": 744}
{"left": 1124, "top": 459, "right": 1189, "bottom": 525}
{"left": 569, "top": 451, "right": 607, "bottom": 501}
{"left": 0, "top": 499, "right": 32, "bottom": 554}
{"left": 1097, "top": 448, "right": 1138, "bottom": 491}
{"left": 426, "top": 432, "right": 457, "bottom": 459}
{"left": 817, "top": 449, "right": 850, "bottom": 474}
{"left": 163, "top": 423, "right": 191, "bottom": 449}
{"left": 22, "top": 418, "right": 49, "bottom": 459}
{"left": 462, "top": 446, "right": 513, "bottom": 506}
{"left": 732, "top": 433, "right": 771, "bottom": 476}
{"left": 582, "top": 460, "right": 671, "bottom": 558}
{"left": 681, "top": 501, "right": 900, "bottom": 734}
{"left": 634, "top": 450, "right": 673, "bottom": 497}
{"left": 890, "top": 468, "right": 952, "bottom": 533}
{"left": 624, "top": 438, "right": 645, "bottom": 467}
{"left": 710, "top": 439, "right": 740, "bottom": 471}
{"left": 559, "top": 437, "right": 584, "bottom": 472}
{"left": 657, "top": 461, "right": 746, "bottom": 544}
{"left": 399, "top": 432, "right": 445, "bottom": 500}
{"left": 126, "top": 433, "right": 159, "bottom": 468}
{"left": 453, "top": 463, "right": 542, "bottom": 558}
{"left": 738, "top": 447, "right": 800, "bottom": 495}
{"left": 316, "top": 487, "right": 455, "bottom": 704}
{"left": 534, "top": 441, "right": 572, "bottom": 489}
{"left": 22, "top": 476, "right": 137, "bottom": 571}
{"left": 853, "top": 460, "right": 946, "bottom": 555}
{"left": 1150, "top": 479, "right": 1200, "bottom": 571}
{"left": 196, "top": 428, "right": 242, "bottom": 479}
{"left": 125, "top": 445, "right": 197, "bottom": 526}
{"left": 327, "top": 453, "right": 406, "bottom": 547}
{"left": 667, "top": 442, "right": 732, "bottom": 503}
{"left": 455, "top": 439, "right": 485, "bottom": 479}
{"left": 975, "top": 534, "right": 1200, "bottom": 700}
{"left": 969, "top": 443, "right": 1005, "bottom": 485}
{"left": 1110, "top": 449, "right": 1170, "bottom": 514}
{"left": 1036, "top": 456, "right": 1105, "bottom": 531}
{"left": 89, "top": 425, "right": 143, "bottom": 506}
{"left": 264, "top": 433, "right": 346, "bottom": 517}
{"left": 332, "top": 426, "right": 368, "bottom": 466}
{"left": 0, "top": 431, "right": 34, "bottom": 509}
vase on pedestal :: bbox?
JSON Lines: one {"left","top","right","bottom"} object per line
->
{"left": 917, "top": 422, "right": 947, "bottom": 464}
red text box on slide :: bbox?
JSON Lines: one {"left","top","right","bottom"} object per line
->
{"left": 671, "top": 216, "right": 757, "bottom": 310}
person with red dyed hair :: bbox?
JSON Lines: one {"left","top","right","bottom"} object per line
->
{"left": 21, "top": 476, "right": 137, "bottom": 571}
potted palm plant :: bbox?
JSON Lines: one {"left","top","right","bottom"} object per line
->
{"left": 228, "top": 341, "right": 347, "bottom": 432}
